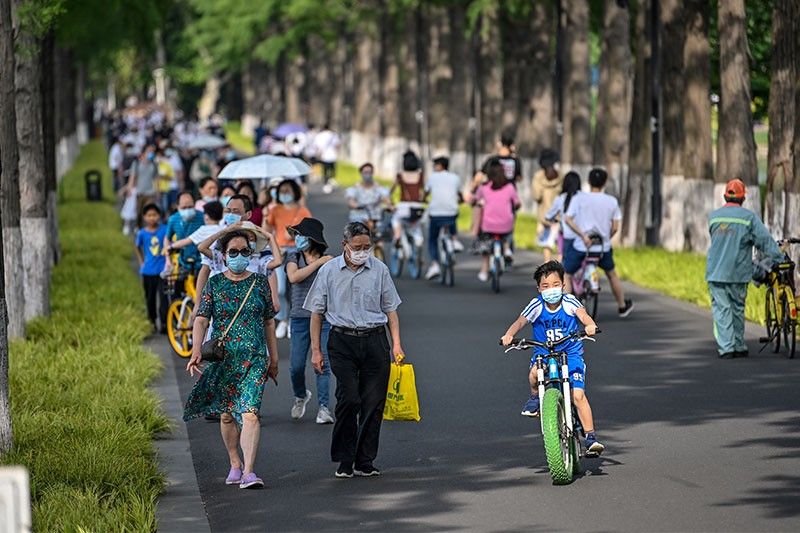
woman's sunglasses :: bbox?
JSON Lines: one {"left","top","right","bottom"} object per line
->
{"left": 227, "top": 247, "right": 254, "bottom": 258}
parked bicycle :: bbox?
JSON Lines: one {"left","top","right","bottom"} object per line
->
{"left": 572, "top": 234, "right": 603, "bottom": 319}
{"left": 758, "top": 238, "right": 799, "bottom": 359}
{"left": 390, "top": 206, "right": 425, "bottom": 279}
{"left": 501, "top": 329, "right": 600, "bottom": 485}
{"left": 164, "top": 257, "right": 198, "bottom": 358}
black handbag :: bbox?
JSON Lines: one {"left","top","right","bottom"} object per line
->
{"left": 200, "top": 278, "right": 257, "bottom": 362}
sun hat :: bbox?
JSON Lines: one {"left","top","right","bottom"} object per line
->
{"left": 724, "top": 178, "right": 746, "bottom": 200}
{"left": 287, "top": 217, "right": 327, "bottom": 248}
{"left": 238, "top": 221, "right": 270, "bottom": 252}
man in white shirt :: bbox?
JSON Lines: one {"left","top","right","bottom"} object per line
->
{"left": 424, "top": 157, "right": 464, "bottom": 280}
{"left": 564, "top": 168, "right": 634, "bottom": 317}
{"left": 314, "top": 124, "right": 341, "bottom": 193}
{"left": 108, "top": 137, "right": 124, "bottom": 191}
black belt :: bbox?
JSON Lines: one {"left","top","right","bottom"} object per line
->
{"left": 331, "top": 325, "right": 385, "bottom": 337}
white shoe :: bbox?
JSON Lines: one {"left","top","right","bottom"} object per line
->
{"left": 122, "top": 225, "right": 131, "bottom": 236}
{"left": 452, "top": 239, "right": 464, "bottom": 253}
{"left": 478, "top": 271, "right": 489, "bottom": 282}
{"left": 275, "top": 320, "right": 288, "bottom": 339}
{"left": 322, "top": 183, "right": 333, "bottom": 194}
{"left": 316, "top": 406, "right": 335, "bottom": 424}
{"left": 425, "top": 263, "right": 441, "bottom": 280}
{"left": 291, "top": 390, "right": 312, "bottom": 420}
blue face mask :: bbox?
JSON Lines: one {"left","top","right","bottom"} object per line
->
{"left": 295, "top": 235, "right": 310, "bottom": 251}
{"left": 178, "top": 208, "right": 195, "bottom": 221}
{"left": 147, "top": 152, "right": 156, "bottom": 162}
{"left": 270, "top": 189, "right": 278, "bottom": 200}
{"left": 541, "top": 287, "right": 563, "bottom": 305}
{"left": 220, "top": 196, "right": 231, "bottom": 207}
{"left": 223, "top": 213, "right": 241, "bottom": 226}
{"left": 279, "top": 193, "right": 295, "bottom": 205}
{"left": 202, "top": 195, "right": 217, "bottom": 203}
{"left": 226, "top": 253, "right": 249, "bottom": 274}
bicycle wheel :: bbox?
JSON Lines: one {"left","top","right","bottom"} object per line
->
{"left": 167, "top": 299, "right": 193, "bottom": 358}
{"left": 409, "top": 245, "right": 423, "bottom": 280}
{"left": 390, "top": 245, "right": 404, "bottom": 278}
{"left": 780, "top": 290, "right": 796, "bottom": 359}
{"left": 765, "top": 288, "right": 781, "bottom": 353}
{"left": 571, "top": 406, "right": 583, "bottom": 475}
{"left": 541, "top": 388, "right": 574, "bottom": 485}
{"left": 583, "top": 281, "right": 599, "bottom": 319}
{"left": 491, "top": 256, "right": 501, "bottom": 294}
{"left": 444, "top": 253, "right": 455, "bottom": 287}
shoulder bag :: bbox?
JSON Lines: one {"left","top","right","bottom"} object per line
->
{"left": 200, "top": 277, "right": 258, "bottom": 362}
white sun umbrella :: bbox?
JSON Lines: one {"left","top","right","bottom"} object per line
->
{"left": 218, "top": 154, "right": 311, "bottom": 183}
{"left": 187, "top": 132, "right": 228, "bottom": 150}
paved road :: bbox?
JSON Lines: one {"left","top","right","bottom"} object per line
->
{"left": 165, "top": 186, "right": 800, "bottom": 532}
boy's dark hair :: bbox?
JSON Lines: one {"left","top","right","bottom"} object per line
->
{"left": 588, "top": 168, "right": 608, "bottom": 189}
{"left": 433, "top": 156, "right": 449, "bottom": 170}
{"left": 229, "top": 193, "right": 253, "bottom": 212}
{"left": 725, "top": 197, "right": 744, "bottom": 205}
{"left": 534, "top": 261, "right": 565, "bottom": 285}
{"left": 141, "top": 203, "right": 161, "bottom": 216}
{"left": 359, "top": 162, "right": 374, "bottom": 173}
{"left": 500, "top": 131, "right": 515, "bottom": 148}
{"left": 203, "top": 201, "right": 223, "bottom": 221}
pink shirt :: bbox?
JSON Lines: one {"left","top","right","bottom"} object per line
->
{"left": 476, "top": 182, "right": 520, "bottom": 234}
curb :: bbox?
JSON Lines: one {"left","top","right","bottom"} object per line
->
{"left": 150, "top": 337, "right": 211, "bottom": 533}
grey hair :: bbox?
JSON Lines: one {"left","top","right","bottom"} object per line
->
{"left": 343, "top": 221, "right": 373, "bottom": 242}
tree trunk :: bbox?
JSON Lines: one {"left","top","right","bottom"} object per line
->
{"left": 593, "top": 0, "right": 632, "bottom": 198}
{"left": 479, "top": 8, "right": 502, "bottom": 153}
{"left": 622, "top": 0, "right": 653, "bottom": 247}
{"left": 197, "top": 74, "right": 221, "bottom": 123}
{"left": 40, "top": 31, "right": 58, "bottom": 266}
{"left": 716, "top": 0, "right": 758, "bottom": 187}
{"left": 284, "top": 54, "right": 305, "bottom": 123}
{"left": 0, "top": 0, "right": 24, "bottom": 341}
{"left": 516, "top": 2, "right": 554, "bottom": 158}
{"left": 446, "top": 6, "right": 472, "bottom": 177}
{"left": 397, "top": 11, "right": 418, "bottom": 142}
{"left": 659, "top": 0, "right": 684, "bottom": 177}
{"left": 561, "top": 0, "right": 591, "bottom": 166}
{"left": 427, "top": 5, "right": 450, "bottom": 153}
{"left": 765, "top": 0, "right": 797, "bottom": 237}
{"left": 12, "top": 0, "right": 51, "bottom": 321}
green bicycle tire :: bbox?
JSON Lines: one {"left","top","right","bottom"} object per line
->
{"left": 541, "top": 388, "right": 573, "bottom": 485}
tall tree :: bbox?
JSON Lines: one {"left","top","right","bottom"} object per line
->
{"left": 682, "top": 0, "right": 713, "bottom": 182}
{"left": 765, "top": 0, "right": 797, "bottom": 236}
{"left": 561, "top": 0, "right": 591, "bottom": 166}
{"left": 716, "top": 0, "right": 758, "bottom": 186}
{"left": 13, "top": 0, "right": 51, "bottom": 321}
{"left": 659, "top": 0, "right": 684, "bottom": 177}
{"left": 593, "top": 0, "right": 632, "bottom": 196}
{"left": 0, "top": 0, "right": 24, "bottom": 340}
{"left": 0, "top": 0, "right": 16, "bottom": 452}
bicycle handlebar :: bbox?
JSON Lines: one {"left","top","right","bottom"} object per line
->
{"left": 778, "top": 238, "right": 800, "bottom": 245}
{"left": 499, "top": 329, "right": 601, "bottom": 352}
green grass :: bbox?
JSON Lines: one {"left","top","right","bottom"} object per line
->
{"left": 225, "top": 121, "right": 256, "bottom": 156}
{"left": 1, "top": 140, "right": 169, "bottom": 531}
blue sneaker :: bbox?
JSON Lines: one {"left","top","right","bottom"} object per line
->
{"left": 521, "top": 395, "right": 540, "bottom": 417}
{"left": 585, "top": 433, "right": 605, "bottom": 458}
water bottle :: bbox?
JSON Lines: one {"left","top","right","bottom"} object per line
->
{"left": 548, "top": 359, "right": 559, "bottom": 380}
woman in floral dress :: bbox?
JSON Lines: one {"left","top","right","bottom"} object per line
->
{"left": 185, "top": 229, "right": 279, "bottom": 490}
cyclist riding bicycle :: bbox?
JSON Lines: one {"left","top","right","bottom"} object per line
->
{"left": 501, "top": 260, "right": 604, "bottom": 457}
{"left": 346, "top": 163, "right": 391, "bottom": 226}
{"left": 391, "top": 150, "right": 426, "bottom": 246}
{"left": 424, "top": 156, "right": 464, "bottom": 280}
{"left": 706, "top": 178, "right": 783, "bottom": 359}
{"left": 474, "top": 161, "right": 520, "bottom": 282}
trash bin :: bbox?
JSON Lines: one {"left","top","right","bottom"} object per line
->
{"left": 85, "top": 170, "right": 102, "bottom": 201}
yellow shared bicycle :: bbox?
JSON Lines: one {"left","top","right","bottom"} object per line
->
{"left": 759, "top": 238, "right": 799, "bottom": 359}
{"left": 164, "top": 256, "right": 198, "bottom": 358}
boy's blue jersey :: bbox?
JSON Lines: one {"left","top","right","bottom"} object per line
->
{"left": 521, "top": 294, "right": 584, "bottom": 357}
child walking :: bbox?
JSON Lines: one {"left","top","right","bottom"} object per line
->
{"left": 135, "top": 203, "right": 169, "bottom": 333}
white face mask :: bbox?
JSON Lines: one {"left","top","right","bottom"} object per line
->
{"left": 347, "top": 246, "right": 372, "bottom": 265}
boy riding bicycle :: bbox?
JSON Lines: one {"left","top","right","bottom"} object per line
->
{"left": 501, "top": 260, "right": 605, "bottom": 457}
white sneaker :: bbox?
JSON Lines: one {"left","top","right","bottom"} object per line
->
{"left": 322, "top": 183, "right": 333, "bottom": 194}
{"left": 452, "top": 239, "right": 464, "bottom": 253}
{"left": 478, "top": 271, "right": 489, "bottom": 282}
{"left": 122, "top": 224, "right": 131, "bottom": 237}
{"left": 425, "top": 263, "right": 441, "bottom": 280}
{"left": 291, "top": 390, "right": 312, "bottom": 420}
{"left": 316, "top": 406, "right": 335, "bottom": 424}
{"left": 275, "top": 320, "right": 288, "bottom": 339}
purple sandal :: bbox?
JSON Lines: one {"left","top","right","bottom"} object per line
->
{"left": 225, "top": 467, "right": 243, "bottom": 485}
{"left": 239, "top": 472, "right": 264, "bottom": 489}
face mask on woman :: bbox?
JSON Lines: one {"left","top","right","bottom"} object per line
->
{"left": 295, "top": 235, "right": 310, "bottom": 251}
{"left": 223, "top": 213, "right": 242, "bottom": 226}
{"left": 270, "top": 189, "right": 278, "bottom": 200}
{"left": 347, "top": 246, "right": 372, "bottom": 266}
{"left": 226, "top": 252, "right": 250, "bottom": 274}
{"left": 279, "top": 193, "right": 295, "bottom": 205}
{"left": 540, "top": 287, "right": 563, "bottom": 305}
{"left": 202, "top": 195, "right": 217, "bottom": 203}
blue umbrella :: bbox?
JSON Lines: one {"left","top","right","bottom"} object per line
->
{"left": 273, "top": 123, "right": 308, "bottom": 139}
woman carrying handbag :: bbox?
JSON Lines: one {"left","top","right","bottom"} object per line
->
{"left": 184, "top": 229, "right": 279, "bottom": 490}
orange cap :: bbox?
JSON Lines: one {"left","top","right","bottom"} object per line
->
{"left": 725, "top": 179, "right": 746, "bottom": 200}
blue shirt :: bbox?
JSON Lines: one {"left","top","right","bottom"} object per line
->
{"left": 521, "top": 294, "right": 584, "bottom": 358}
{"left": 165, "top": 210, "right": 204, "bottom": 267}
{"left": 135, "top": 225, "right": 167, "bottom": 276}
